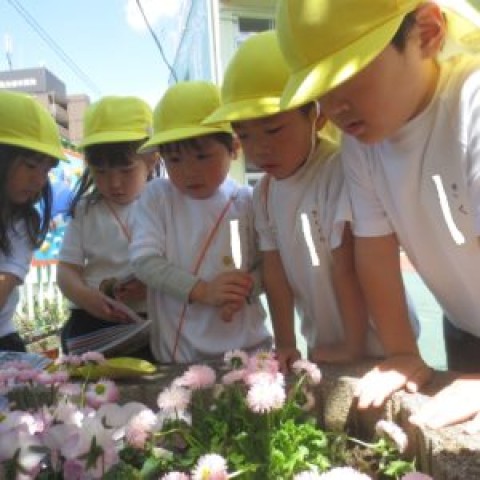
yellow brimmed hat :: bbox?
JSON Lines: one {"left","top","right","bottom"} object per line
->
{"left": 140, "top": 81, "right": 232, "bottom": 151}
{"left": 0, "top": 90, "right": 66, "bottom": 160}
{"left": 276, "top": 0, "right": 480, "bottom": 109}
{"left": 79, "top": 96, "right": 152, "bottom": 148}
{"left": 203, "top": 31, "right": 290, "bottom": 124}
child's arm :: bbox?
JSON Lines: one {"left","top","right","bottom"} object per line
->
{"left": 262, "top": 250, "right": 299, "bottom": 372}
{"left": 0, "top": 272, "right": 20, "bottom": 310}
{"left": 189, "top": 271, "right": 253, "bottom": 307}
{"left": 353, "top": 234, "right": 432, "bottom": 408}
{"left": 409, "top": 374, "right": 480, "bottom": 430}
{"left": 311, "top": 223, "right": 368, "bottom": 363}
{"left": 57, "top": 261, "right": 131, "bottom": 323}
{"left": 133, "top": 254, "right": 253, "bottom": 308}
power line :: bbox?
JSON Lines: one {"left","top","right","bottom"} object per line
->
{"left": 135, "top": 0, "right": 178, "bottom": 83}
{"left": 7, "top": 0, "right": 102, "bottom": 96}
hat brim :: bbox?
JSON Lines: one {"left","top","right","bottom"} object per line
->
{"left": 0, "top": 136, "right": 67, "bottom": 161}
{"left": 79, "top": 131, "right": 150, "bottom": 149}
{"left": 203, "top": 97, "right": 283, "bottom": 125}
{"left": 139, "top": 125, "right": 232, "bottom": 152}
{"left": 280, "top": 14, "right": 405, "bottom": 109}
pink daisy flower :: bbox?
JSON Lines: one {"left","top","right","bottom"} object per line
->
{"left": 245, "top": 370, "right": 284, "bottom": 387}
{"left": 224, "top": 349, "right": 249, "bottom": 368}
{"left": 157, "top": 385, "right": 192, "bottom": 413}
{"left": 174, "top": 365, "right": 216, "bottom": 390}
{"left": 375, "top": 420, "right": 408, "bottom": 453}
{"left": 81, "top": 351, "right": 106, "bottom": 364}
{"left": 35, "top": 372, "right": 62, "bottom": 386}
{"left": 125, "top": 409, "right": 158, "bottom": 449}
{"left": 292, "top": 359, "right": 322, "bottom": 385}
{"left": 85, "top": 379, "right": 119, "bottom": 409}
{"left": 221, "top": 369, "right": 246, "bottom": 385}
{"left": 247, "top": 350, "right": 279, "bottom": 375}
{"left": 247, "top": 380, "right": 286, "bottom": 413}
{"left": 58, "top": 382, "right": 82, "bottom": 398}
{"left": 192, "top": 453, "right": 229, "bottom": 480}
{"left": 55, "top": 354, "right": 83, "bottom": 367}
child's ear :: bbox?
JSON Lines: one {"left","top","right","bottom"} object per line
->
{"left": 415, "top": 3, "right": 446, "bottom": 58}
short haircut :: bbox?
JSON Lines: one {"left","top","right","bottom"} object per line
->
{"left": 159, "top": 132, "right": 235, "bottom": 156}
{"left": 84, "top": 140, "right": 146, "bottom": 168}
{"left": 391, "top": 11, "right": 417, "bottom": 51}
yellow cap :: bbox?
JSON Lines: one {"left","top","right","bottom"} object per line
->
{"left": 0, "top": 90, "right": 66, "bottom": 160}
{"left": 203, "top": 31, "right": 290, "bottom": 124}
{"left": 139, "top": 81, "right": 232, "bottom": 151}
{"left": 80, "top": 96, "right": 152, "bottom": 148}
{"left": 276, "top": 0, "right": 480, "bottom": 109}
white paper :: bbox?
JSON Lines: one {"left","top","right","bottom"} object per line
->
{"left": 105, "top": 297, "right": 146, "bottom": 324}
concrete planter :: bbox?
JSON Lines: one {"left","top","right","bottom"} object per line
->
{"left": 117, "top": 361, "right": 480, "bottom": 479}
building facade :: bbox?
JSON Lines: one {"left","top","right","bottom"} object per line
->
{"left": 0, "top": 66, "right": 90, "bottom": 144}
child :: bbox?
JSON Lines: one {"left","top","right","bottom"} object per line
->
{"left": 130, "top": 81, "right": 272, "bottom": 363}
{"left": 58, "top": 96, "right": 157, "bottom": 359}
{"left": 275, "top": 0, "right": 480, "bottom": 428}
{"left": 204, "top": 31, "right": 419, "bottom": 371}
{"left": 0, "top": 91, "right": 64, "bottom": 351}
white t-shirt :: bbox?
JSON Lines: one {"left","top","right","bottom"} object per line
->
{"left": 342, "top": 54, "right": 480, "bottom": 337}
{"left": 129, "top": 176, "right": 271, "bottom": 363}
{"left": 0, "top": 221, "right": 33, "bottom": 337}
{"left": 59, "top": 197, "right": 146, "bottom": 313}
{"left": 253, "top": 140, "right": 385, "bottom": 354}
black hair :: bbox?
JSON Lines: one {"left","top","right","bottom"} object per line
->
{"left": 299, "top": 102, "right": 318, "bottom": 117}
{"left": 69, "top": 139, "right": 147, "bottom": 217}
{"left": 0, "top": 144, "right": 54, "bottom": 255}
{"left": 391, "top": 11, "right": 418, "bottom": 51}
{"left": 159, "top": 132, "right": 235, "bottom": 157}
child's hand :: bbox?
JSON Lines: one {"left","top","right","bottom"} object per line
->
{"left": 113, "top": 278, "right": 147, "bottom": 303}
{"left": 310, "top": 343, "right": 363, "bottom": 365}
{"left": 410, "top": 375, "right": 480, "bottom": 430}
{"left": 192, "top": 271, "right": 253, "bottom": 307}
{"left": 82, "top": 289, "right": 133, "bottom": 324}
{"left": 220, "top": 301, "right": 244, "bottom": 322}
{"left": 275, "top": 346, "right": 301, "bottom": 374}
{"left": 354, "top": 354, "right": 432, "bottom": 409}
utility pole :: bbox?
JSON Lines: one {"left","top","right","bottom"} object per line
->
{"left": 4, "top": 34, "right": 13, "bottom": 70}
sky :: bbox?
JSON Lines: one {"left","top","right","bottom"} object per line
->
{"left": 0, "top": 0, "right": 186, "bottom": 106}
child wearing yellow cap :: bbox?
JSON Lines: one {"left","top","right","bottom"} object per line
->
{"left": 57, "top": 96, "right": 158, "bottom": 359}
{"left": 130, "top": 81, "right": 272, "bottom": 363}
{"left": 204, "top": 31, "right": 419, "bottom": 372}
{"left": 0, "top": 91, "right": 65, "bottom": 352}
{"left": 276, "top": 0, "right": 480, "bottom": 428}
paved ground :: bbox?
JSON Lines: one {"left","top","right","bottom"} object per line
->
{"left": 401, "top": 253, "right": 446, "bottom": 370}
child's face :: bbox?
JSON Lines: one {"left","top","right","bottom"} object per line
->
{"left": 319, "top": 7, "right": 443, "bottom": 144}
{"left": 232, "top": 109, "right": 318, "bottom": 180}
{"left": 7, "top": 154, "right": 57, "bottom": 205}
{"left": 90, "top": 155, "right": 154, "bottom": 206}
{"left": 162, "top": 136, "right": 233, "bottom": 199}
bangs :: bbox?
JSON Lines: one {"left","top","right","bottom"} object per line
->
{"left": 159, "top": 132, "right": 234, "bottom": 156}
{"left": 85, "top": 139, "right": 145, "bottom": 168}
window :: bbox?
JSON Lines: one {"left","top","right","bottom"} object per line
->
{"left": 238, "top": 17, "right": 273, "bottom": 33}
